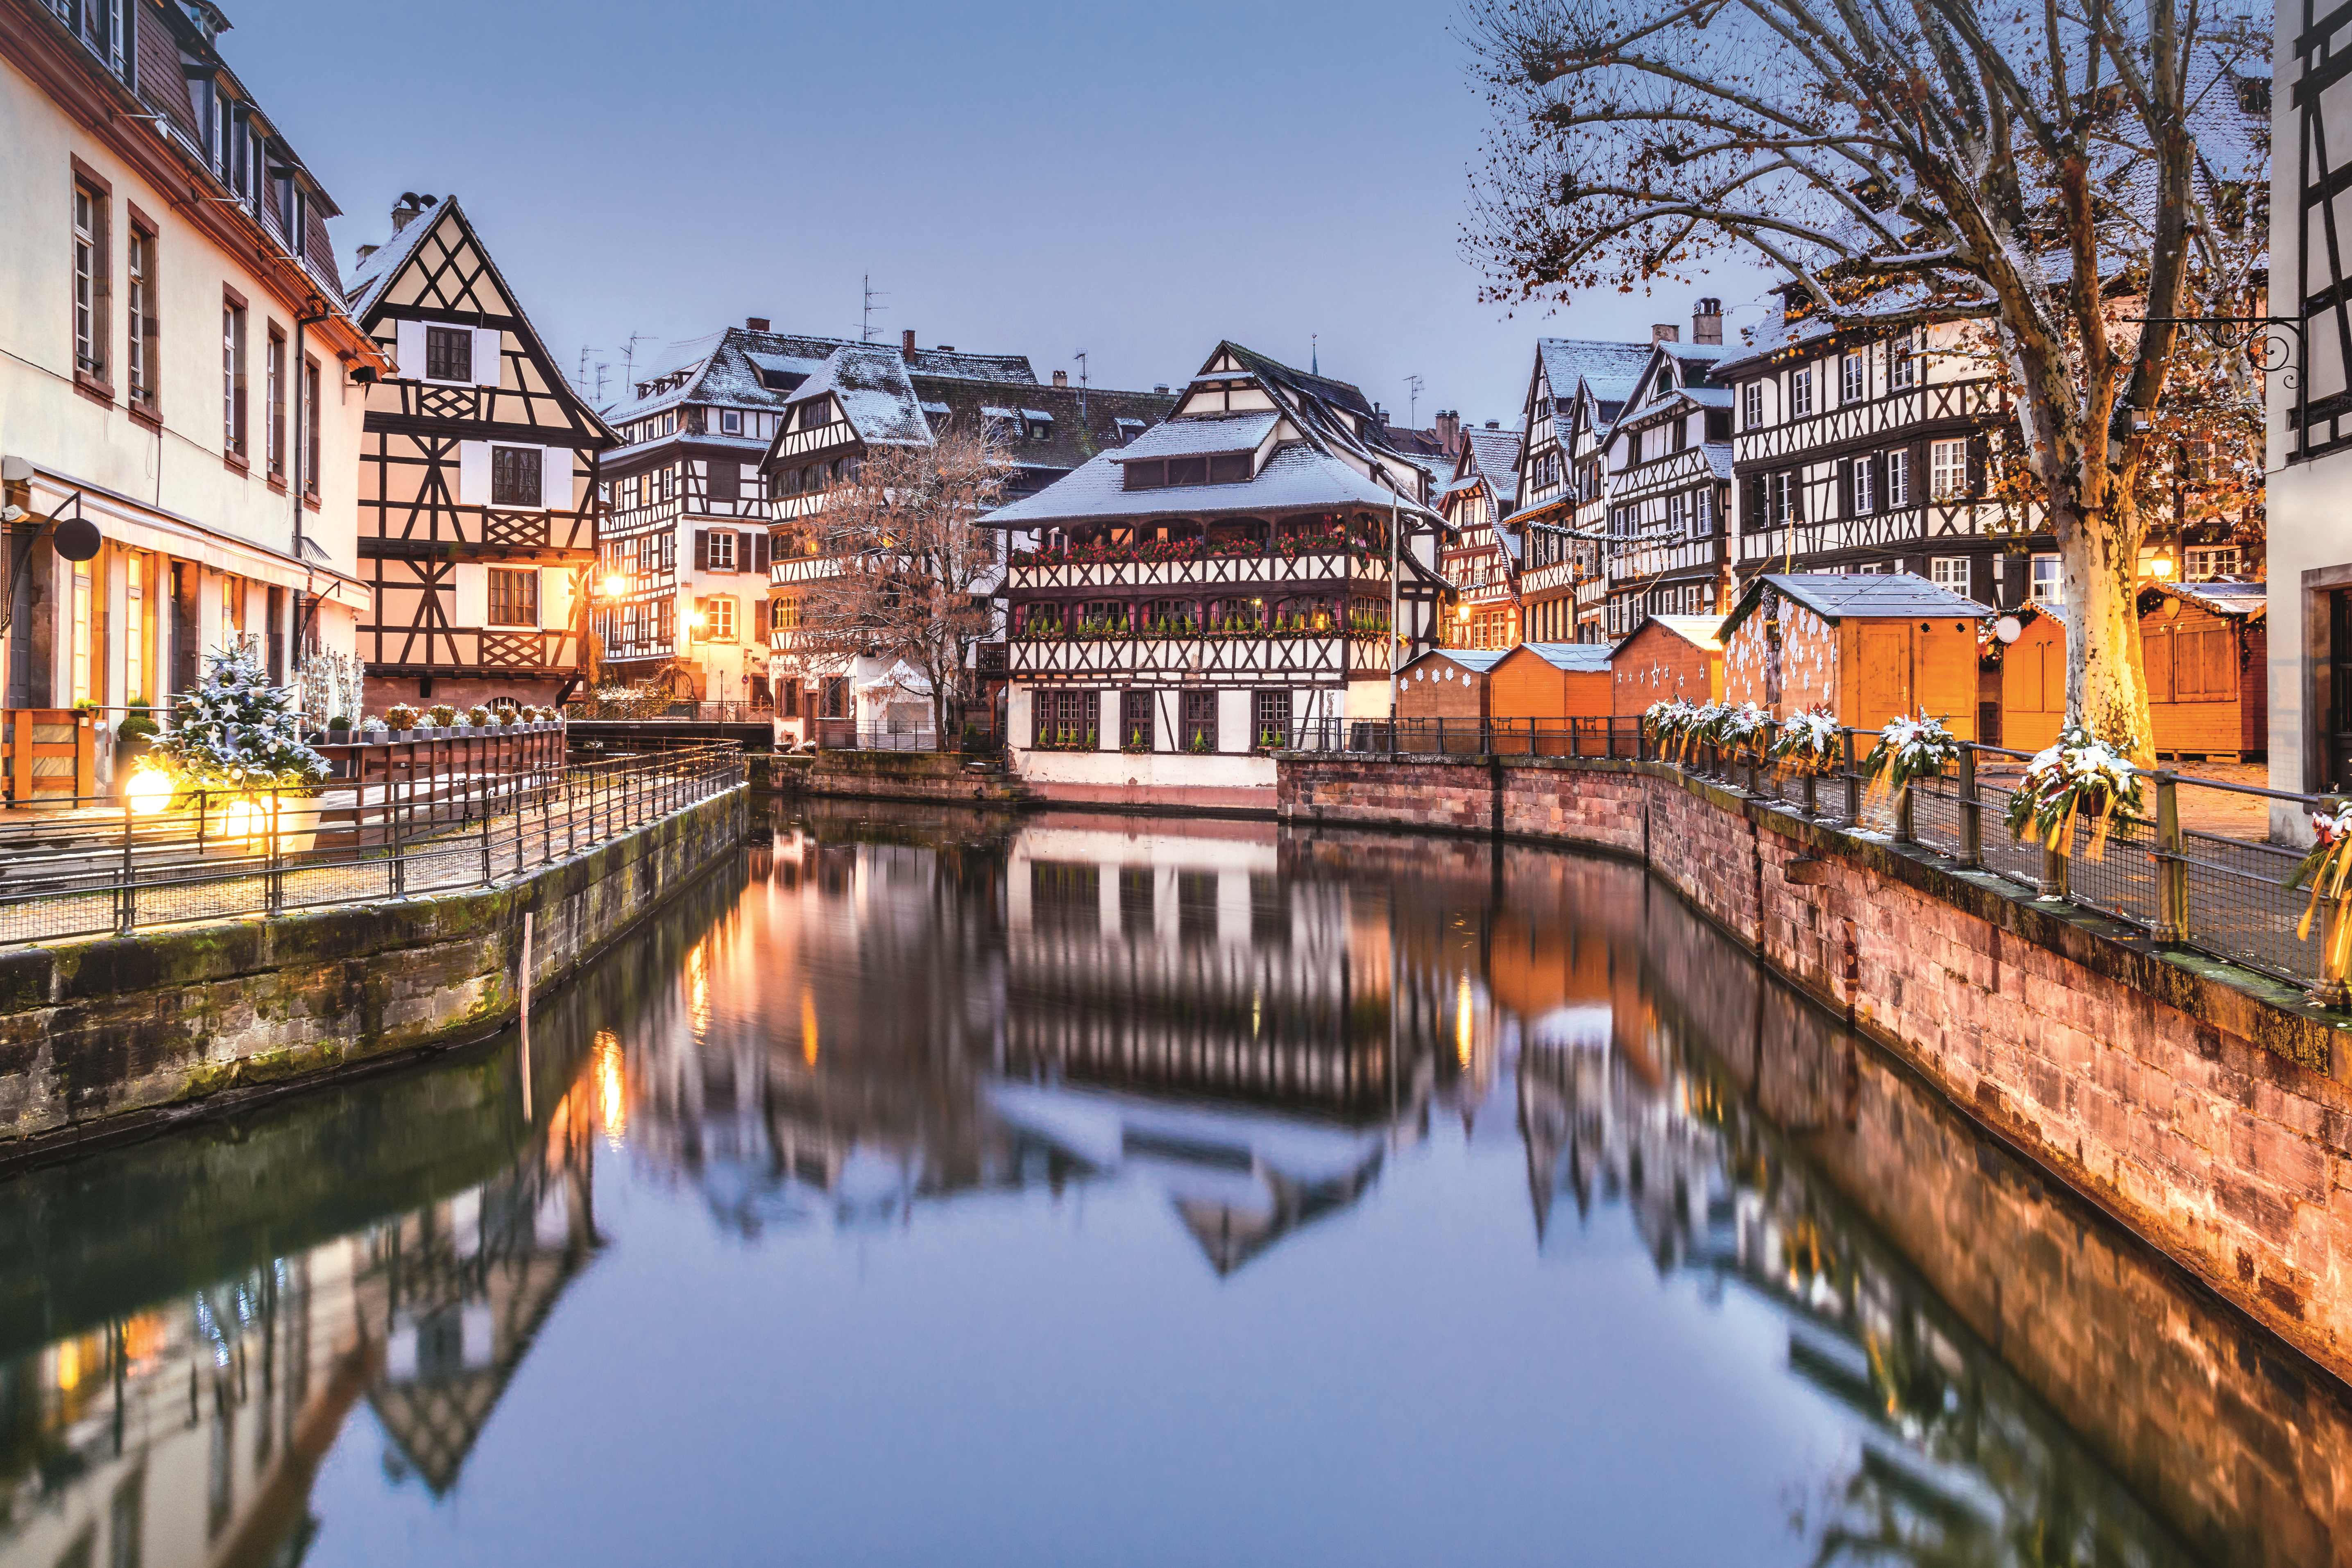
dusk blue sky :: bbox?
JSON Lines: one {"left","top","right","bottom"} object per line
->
{"left": 225, "top": 0, "right": 1773, "bottom": 427}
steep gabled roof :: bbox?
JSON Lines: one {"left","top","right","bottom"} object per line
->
{"left": 786, "top": 346, "right": 932, "bottom": 447}
{"left": 1536, "top": 340, "right": 1656, "bottom": 413}
{"left": 1607, "top": 614, "right": 1726, "bottom": 657}
{"left": 344, "top": 195, "right": 616, "bottom": 446}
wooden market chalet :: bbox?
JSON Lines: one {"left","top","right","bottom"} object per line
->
{"left": 345, "top": 194, "right": 619, "bottom": 709}
{"left": 985, "top": 340, "right": 1451, "bottom": 771}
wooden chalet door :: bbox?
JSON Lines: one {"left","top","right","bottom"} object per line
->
{"left": 1857, "top": 624, "right": 1912, "bottom": 726}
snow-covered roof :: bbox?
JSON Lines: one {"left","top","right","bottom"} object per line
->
{"left": 1723, "top": 572, "right": 1986, "bottom": 639}
{"left": 746, "top": 350, "right": 830, "bottom": 383}
{"left": 1610, "top": 615, "right": 1725, "bottom": 657}
{"left": 986, "top": 443, "right": 1423, "bottom": 528}
{"left": 1510, "top": 642, "right": 1613, "bottom": 673}
{"left": 1020, "top": 408, "right": 1055, "bottom": 424}
{"left": 981, "top": 405, "right": 1017, "bottom": 419}
{"left": 344, "top": 207, "right": 435, "bottom": 319}
{"left": 1117, "top": 412, "right": 1279, "bottom": 462}
{"left": 787, "top": 346, "right": 932, "bottom": 447}
{"left": 1404, "top": 647, "right": 1512, "bottom": 676}
{"left": 1536, "top": 340, "right": 1656, "bottom": 410}
{"left": 2143, "top": 579, "right": 2267, "bottom": 620}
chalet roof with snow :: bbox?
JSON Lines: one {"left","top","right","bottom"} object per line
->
{"left": 2140, "top": 579, "right": 2268, "bottom": 621}
{"left": 785, "top": 345, "right": 934, "bottom": 446}
{"left": 1509, "top": 642, "right": 1613, "bottom": 673}
{"left": 1607, "top": 614, "right": 1726, "bottom": 657}
{"left": 1721, "top": 572, "right": 1987, "bottom": 639}
{"left": 1402, "top": 647, "right": 1512, "bottom": 677}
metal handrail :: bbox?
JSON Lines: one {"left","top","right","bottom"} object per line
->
{"left": 1285, "top": 716, "right": 2336, "bottom": 996}
{"left": 0, "top": 744, "right": 745, "bottom": 947}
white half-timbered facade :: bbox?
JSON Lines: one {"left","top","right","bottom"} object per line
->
{"left": 346, "top": 195, "right": 616, "bottom": 710}
{"left": 1718, "top": 297, "right": 2024, "bottom": 608}
{"left": 988, "top": 340, "right": 1450, "bottom": 809}
{"left": 1437, "top": 423, "right": 1524, "bottom": 648}
{"left": 1602, "top": 338, "right": 1736, "bottom": 634}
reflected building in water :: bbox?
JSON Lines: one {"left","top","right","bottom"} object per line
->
{"left": 0, "top": 1073, "right": 603, "bottom": 1568}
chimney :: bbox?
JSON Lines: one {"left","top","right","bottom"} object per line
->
{"left": 355, "top": 244, "right": 378, "bottom": 267}
{"left": 1652, "top": 324, "right": 1680, "bottom": 345}
{"left": 390, "top": 192, "right": 428, "bottom": 233}
{"left": 1153, "top": 384, "right": 1169, "bottom": 394}
{"left": 1693, "top": 298, "right": 1724, "bottom": 345}
{"left": 1434, "top": 409, "right": 1461, "bottom": 453}
{"left": 1484, "top": 419, "right": 1500, "bottom": 429}
{"left": 746, "top": 317, "right": 770, "bottom": 333}
{"left": 901, "top": 328, "right": 916, "bottom": 362}
{"left": 1052, "top": 369, "right": 1068, "bottom": 388}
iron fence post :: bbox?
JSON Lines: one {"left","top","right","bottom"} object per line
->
{"left": 116, "top": 803, "right": 134, "bottom": 935}
{"left": 1842, "top": 730, "right": 1861, "bottom": 822}
{"left": 2041, "top": 840, "right": 2070, "bottom": 900}
{"left": 1957, "top": 744, "right": 1981, "bottom": 867}
{"left": 266, "top": 794, "right": 285, "bottom": 916}
{"left": 2154, "top": 771, "right": 2189, "bottom": 944}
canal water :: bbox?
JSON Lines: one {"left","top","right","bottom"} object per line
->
{"left": 3, "top": 802, "right": 2347, "bottom": 1566}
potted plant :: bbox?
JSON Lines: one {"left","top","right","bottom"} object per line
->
{"left": 2005, "top": 722, "right": 2142, "bottom": 860}
{"left": 426, "top": 703, "right": 458, "bottom": 733}
{"left": 1767, "top": 706, "right": 1842, "bottom": 774}
{"left": 1122, "top": 725, "right": 1152, "bottom": 754}
{"left": 153, "top": 640, "right": 331, "bottom": 852}
{"left": 385, "top": 703, "right": 421, "bottom": 739}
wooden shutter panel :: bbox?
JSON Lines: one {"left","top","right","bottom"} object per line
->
{"left": 1967, "top": 434, "right": 1989, "bottom": 496}
{"left": 458, "top": 440, "right": 488, "bottom": 505}
{"left": 1835, "top": 459, "right": 1852, "bottom": 517}
{"left": 752, "top": 531, "right": 770, "bottom": 573}
{"left": 2143, "top": 630, "right": 2175, "bottom": 702}
{"left": 694, "top": 529, "right": 710, "bottom": 570}
{"left": 471, "top": 327, "right": 502, "bottom": 389}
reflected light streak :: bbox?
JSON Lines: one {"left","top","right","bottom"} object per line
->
{"left": 801, "top": 988, "right": 819, "bottom": 1066}
{"left": 592, "top": 1029, "right": 628, "bottom": 1148}
{"left": 687, "top": 943, "right": 711, "bottom": 1038}
{"left": 1455, "top": 972, "right": 1474, "bottom": 1067}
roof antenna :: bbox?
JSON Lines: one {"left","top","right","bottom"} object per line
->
{"left": 1311, "top": 333, "right": 1319, "bottom": 375}
{"left": 861, "top": 275, "right": 888, "bottom": 343}
{"left": 1074, "top": 349, "right": 1089, "bottom": 426}
{"left": 621, "top": 331, "right": 648, "bottom": 394}
{"left": 1404, "top": 374, "right": 1424, "bottom": 430}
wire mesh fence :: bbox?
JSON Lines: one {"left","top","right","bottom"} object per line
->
{"left": 1287, "top": 716, "right": 2336, "bottom": 993}
{"left": 0, "top": 745, "right": 745, "bottom": 947}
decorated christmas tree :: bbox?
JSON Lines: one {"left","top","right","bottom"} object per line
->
{"left": 154, "top": 639, "right": 330, "bottom": 797}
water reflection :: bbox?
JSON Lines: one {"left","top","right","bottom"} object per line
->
{"left": 1, "top": 802, "right": 2345, "bottom": 1564}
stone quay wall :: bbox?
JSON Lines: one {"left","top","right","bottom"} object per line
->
{"left": 782, "top": 750, "right": 1032, "bottom": 806}
{"left": 1281, "top": 751, "right": 2352, "bottom": 1387}
{"left": 0, "top": 786, "right": 750, "bottom": 1167}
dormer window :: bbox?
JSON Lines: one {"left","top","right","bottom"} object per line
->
{"left": 721, "top": 408, "right": 742, "bottom": 435}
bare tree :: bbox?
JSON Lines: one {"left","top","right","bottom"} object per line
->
{"left": 793, "top": 426, "right": 1010, "bottom": 750}
{"left": 1462, "top": 0, "right": 2266, "bottom": 755}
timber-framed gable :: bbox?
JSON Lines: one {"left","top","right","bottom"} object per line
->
{"left": 347, "top": 195, "right": 616, "bottom": 705}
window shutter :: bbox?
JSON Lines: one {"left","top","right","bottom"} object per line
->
{"left": 543, "top": 446, "right": 572, "bottom": 511}
{"left": 751, "top": 531, "right": 770, "bottom": 573}
{"left": 458, "top": 440, "right": 488, "bottom": 505}
{"left": 471, "top": 327, "right": 503, "bottom": 389}
{"left": 694, "top": 529, "right": 710, "bottom": 571}
{"left": 1967, "top": 434, "right": 1989, "bottom": 496}
{"left": 1835, "top": 458, "right": 1852, "bottom": 517}
{"left": 395, "top": 319, "right": 431, "bottom": 381}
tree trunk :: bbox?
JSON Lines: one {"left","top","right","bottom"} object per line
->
{"left": 2057, "top": 496, "right": 2156, "bottom": 763}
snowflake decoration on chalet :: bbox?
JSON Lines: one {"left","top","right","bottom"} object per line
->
{"left": 154, "top": 639, "right": 330, "bottom": 798}
{"left": 2003, "top": 723, "right": 2144, "bottom": 859}
{"left": 1767, "top": 706, "right": 1842, "bottom": 773}
{"left": 1863, "top": 713, "right": 1960, "bottom": 797}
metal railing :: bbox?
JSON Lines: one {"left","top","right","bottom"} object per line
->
{"left": 0, "top": 744, "right": 745, "bottom": 947}
{"left": 1289, "top": 716, "right": 2333, "bottom": 995}
{"left": 565, "top": 699, "right": 772, "bottom": 724}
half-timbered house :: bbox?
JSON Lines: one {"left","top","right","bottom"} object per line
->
{"left": 1717, "top": 294, "right": 2025, "bottom": 607}
{"left": 0, "top": 0, "right": 386, "bottom": 791}
{"left": 755, "top": 330, "right": 1177, "bottom": 744}
{"left": 345, "top": 194, "right": 617, "bottom": 710}
{"left": 1437, "top": 422, "right": 1523, "bottom": 648}
{"left": 1504, "top": 335, "right": 1656, "bottom": 644}
{"left": 987, "top": 340, "right": 1450, "bottom": 810}
{"left": 1600, "top": 334, "right": 1735, "bottom": 635}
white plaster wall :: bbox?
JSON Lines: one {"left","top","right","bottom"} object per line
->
{"left": 1011, "top": 747, "right": 1276, "bottom": 793}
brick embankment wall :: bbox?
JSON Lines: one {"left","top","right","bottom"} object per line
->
{"left": 789, "top": 750, "right": 1031, "bottom": 806}
{"left": 1281, "top": 751, "right": 2352, "bottom": 1389}
{"left": 0, "top": 786, "right": 750, "bottom": 1167}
